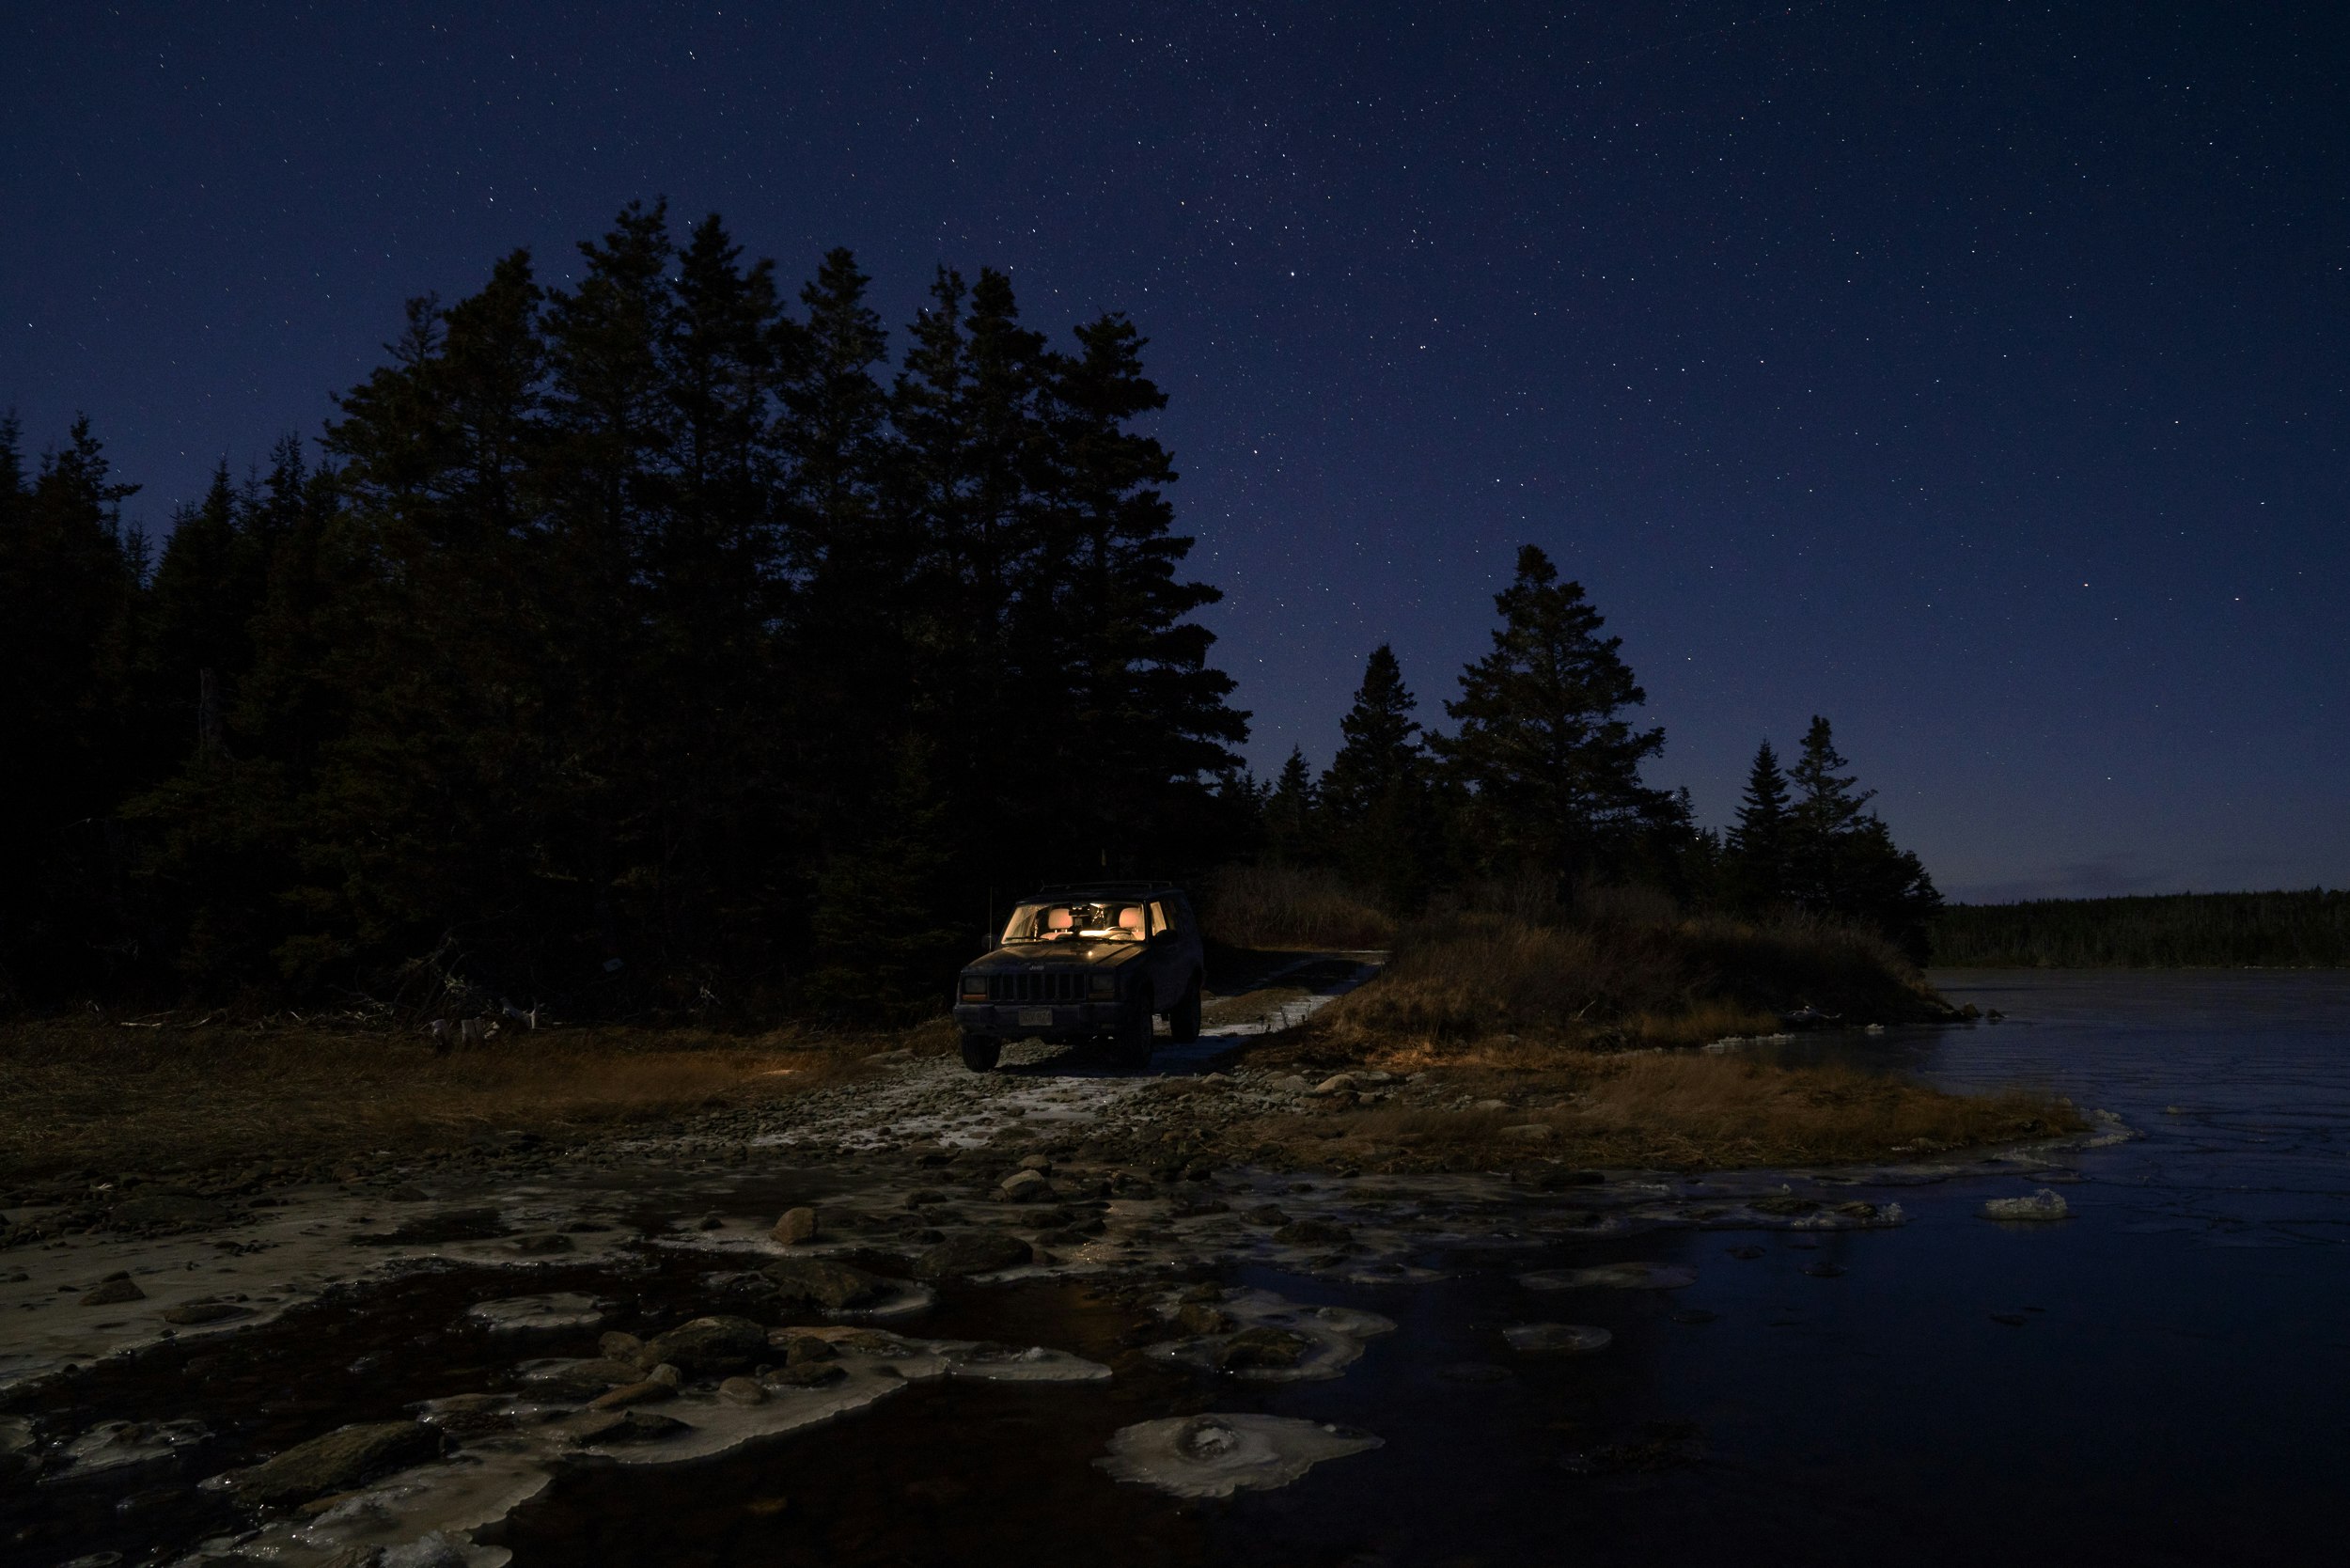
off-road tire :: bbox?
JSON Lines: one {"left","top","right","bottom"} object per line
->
{"left": 1114, "top": 1004, "right": 1155, "bottom": 1071}
{"left": 1168, "top": 977, "right": 1203, "bottom": 1044}
{"left": 960, "top": 1033, "right": 1002, "bottom": 1073}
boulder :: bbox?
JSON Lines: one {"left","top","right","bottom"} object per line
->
{"left": 571, "top": 1409, "right": 687, "bottom": 1445}
{"left": 1500, "top": 1123, "right": 1554, "bottom": 1141}
{"left": 1176, "top": 1303, "right": 1237, "bottom": 1336}
{"left": 1271, "top": 1219, "right": 1352, "bottom": 1247}
{"left": 761, "top": 1257, "right": 887, "bottom": 1310}
{"left": 597, "top": 1331, "right": 645, "bottom": 1362}
{"left": 588, "top": 1380, "right": 675, "bottom": 1410}
{"left": 1749, "top": 1195, "right": 1819, "bottom": 1215}
{"left": 519, "top": 1356, "right": 644, "bottom": 1397}
{"left": 997, "top": 1169, "right": 1050, "bottom": 1202}
{"left": 81, "top": 1273, "right": 146, "bottom": 1306}
{"left": 1213, "top": 1326, "right": 1314, "bottom": 1372}
{"left": 108, "top": 1192, "right": 228, "bottom": 1231}
{"left": 233, "top": 1421, "right": 441, "bottom": 1506}
{"left": 779, "top": 1334, "right": 838, "bottom": 1365}
{"left": 717, "top": 1375, "right": 768, "bottom": 1406}
{"left": 638, "top": 1316, "right": 768, "bottom": 1375}
{"left": 1311, "top": 1074, "right": 1358, "bottom": 1097}
{"left": 163, "top": 1300, "right": 250, "bottom": 1325}
{"left": 913, "top": 1231, "right": 1033, "bottom": 1279}
{"left": 1982, "top": 1189, "right": 2071, "bottom": 1222}
{"left": 771, "top": 1207, "right": 820, "bottom": 1246}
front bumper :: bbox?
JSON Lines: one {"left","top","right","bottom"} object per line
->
{"left": 954, "top": 1000, "right": 1125, "bottom": 1036}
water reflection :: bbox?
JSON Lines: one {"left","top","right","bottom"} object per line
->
{"left": 509, "top": 973, "right": 2350, "bottom": 1566}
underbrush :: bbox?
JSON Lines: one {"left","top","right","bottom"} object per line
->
{"left": 1317, "top": 908, "right": 1945, "bottom": 1051}
{"left": 0, "top": 1012, "right": 953, "bottom": 1181}
{"left": 1201, "top": 864, "right": 1397, "bottom": 949}
{"left": 1239, "top": 1049, "right": 2083, "bottom": 1172}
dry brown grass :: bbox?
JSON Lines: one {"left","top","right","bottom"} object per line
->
{"left": 1314, "top": 909, "right": 1944, "bottom": 1050}
{"left": 1237, "top": 1048, "right": 2084, "bottom": 1172}
{"left": 0, "top": 1012, "right": 955, "bottom": 1182}
{"left": 1201, "top": 865, "right": 1397, "bottom": 949}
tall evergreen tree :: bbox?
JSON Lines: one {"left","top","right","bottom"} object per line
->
{"left": 1434, "top": 545, "right": 1667, "bottom": 897}
{"left": 1725, "top": 739, "right": 1794, "bottom": 912}
{"left": 1321, "top": 645, "right": 1422, "bottom": 824}
{"left": 1263, "top": 747, "right": 1320, "bottom": 866}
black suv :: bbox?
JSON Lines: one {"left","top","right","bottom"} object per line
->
{"left": 952, "top": 882, "right": 1207, "bottom": 1072}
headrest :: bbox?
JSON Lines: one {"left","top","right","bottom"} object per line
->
{"left": 1118, "top": 906, "right": 1145, "bottom": 933}
{"left": 1046, "top": 907, "right": 1074, "bottom": 931}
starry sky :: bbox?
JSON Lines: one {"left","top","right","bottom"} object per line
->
{"left": 6, "top": 2, "right": 2344, "bottom": 901}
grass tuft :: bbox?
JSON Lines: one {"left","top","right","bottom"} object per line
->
{"left": 1200, "top": 865, "right": 1397, "bottom": 949}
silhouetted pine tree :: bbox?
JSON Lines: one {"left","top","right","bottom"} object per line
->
{"left": 1783, "top": 717, "right": 1940, "bottom": 959}
{"left": 1322, "top": 645, "right": 1434, "bottom": 908}
{"left": 1263, "top": 748, "right": 1320, "bottom": 865}
{"left": 1434, "top": 545, "right": 1667, "bottom": 898}
{"left": 1726, "top": 739, "right": 1794, "bottom": 912}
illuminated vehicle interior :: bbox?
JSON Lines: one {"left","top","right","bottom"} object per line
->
{"left": 999, "top": 901, "right": 1151, "bottom": 944}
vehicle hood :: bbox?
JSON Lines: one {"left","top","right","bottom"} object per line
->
{"left": 967, "top": 942, "right": 1145, "bottom": 971}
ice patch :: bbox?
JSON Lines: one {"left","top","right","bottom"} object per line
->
{"left": 1096, "top": 1413, "right": 1383, "bottom": 1497}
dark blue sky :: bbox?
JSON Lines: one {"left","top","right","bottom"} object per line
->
{"left": 6, "top": 2, "right": 2344, "bottom": 900}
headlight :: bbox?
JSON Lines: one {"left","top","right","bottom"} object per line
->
{"left": 1088, "top": 974, "right": 1118, "bottom": 999}
{"left": 960, "top": 976, "right": 990, "bottom": 1001}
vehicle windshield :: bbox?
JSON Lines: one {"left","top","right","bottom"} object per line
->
{"left": 1001, "top": 900, "right": 1149, "bottom": 944}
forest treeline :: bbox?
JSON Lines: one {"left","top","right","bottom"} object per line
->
{"left": 0, "top": 203, "right": 1940, "bottom": 1021}
{"left": 1933, "top": 890, "right": 2350, "bottom": 968}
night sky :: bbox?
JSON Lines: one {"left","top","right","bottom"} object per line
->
{"left": 7, "top": 2, "right": 2344, "bottom": 901}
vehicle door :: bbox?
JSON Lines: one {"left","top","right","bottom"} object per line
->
{"left": 1146, "top": 900, "right": 1182, "bottom": 1007}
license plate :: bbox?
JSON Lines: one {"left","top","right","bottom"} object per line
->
{"left": 1018, "top": 1007, "right": 1054, "bottom": 1027}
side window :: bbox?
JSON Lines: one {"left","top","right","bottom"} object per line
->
{"left": 1149, "top": 901, "right": 1168, "bottom": 936}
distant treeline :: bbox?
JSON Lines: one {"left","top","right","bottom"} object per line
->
{"left": 1933, "top": 890, "right": 2350, "bottom": 968}
{"left": 0, "top": 202, "right": 1943, "bottom": 1020}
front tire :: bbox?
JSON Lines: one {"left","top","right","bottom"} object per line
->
{"left": 1114, "top": 1004, "right": 1155, "bottom": 1071}
{"left": 961, "top": 1033, "right": 1002, "bottom": 1073}
{"left": 1168, "top": 977, "right": 1203, "bottom": 1044}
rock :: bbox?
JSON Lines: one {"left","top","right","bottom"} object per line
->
{"left": 233, "top": 1421, "right": 441, "bottom": 1505}
{"left": 466, "top": 1292, "right": 605, "bottom": 1332}
{"left": 761, "top": 1257, "right": 887, "bottom": 1309}
{"left": 1176, "top": 1303, "right": 1238, "bottom": 1336}
{"left": 647, "top": 1361, "right": 682, "bottom": 1387}
{"left": 1834, "top": 1201, "right": 1880, "bottom": 1219}
{"left": 1213, "top": 1326, "right": 1314, "bottom": 1372}
{"left": 638, "top": 1316, "right": 768, "bottom": 1375}
{"left": 1982, "top": 1189, "right": 2071, "bottom": 1222}
{"left": 1503, "top": 1323, "right": 1613, "bottom": 1354}
{"left": 588, "top": 1379, "right": 675, "bottom": 1410}
{"left": 572, "top": 1409, "right": 688, "bottom": 1445}
{"left": 519, "top": 1356, "right": 644, "bottom": 1397}
{"left": 1273, "top": 1074, "right": 1310, "bottom": 1092}
{"left": 382, "top": 1533, "right": 467, "bottom": 1568}
{"left": 504, "top": 1231, "right": 575, "bottom": 1255}
{"left": 718, "top": 1375, "right": 768, "bottom": 1405}
{"left": 1096, "top": 1413, "right": 1382, "bottom": 1499}
{"left": 1500, "top": 1123, "right": 1555, "bottom": 1141}
{"left": 769, "top": 1207, "right": 820, "bottom": 1246}
{"left": 81, "top": 1273, "right": 147, "bottom": 1306}
{"left": 1244, "top": 1204, "right": 1291, "bottom": 1225}
{"left": 1311, "top": 1074, "right": 1358, "bottom": 1096}
{"left": 913, "top": 1231, "right": 1033, "bottom": 1279}
{"left": 598, "top": 1331, "right": 645, "bottom": 1361}
{"left": 1749, "top": 1194, "right": 1819, "bottom": 1215}
{"left": 780, "top": 1334, "right": 838, "bottom": 1365}
{"left": 1271, "top": 1219, "right": 1352, "bottom": 1247}
{"left": 1519, "top": 1262, "right": 1697, "bottom": 1291}
{"left": 1017, "top": 1153, "right": 1054, "bottom": 1173}
{"left": 319, "top": 1546, "right": 386, "bottom": 1568}
{"left": 769, "top": 1361, "right": 848, "bottom": 1388}
{"left": 997, "top": 1169, "right": 1051, "bottom": 1202}
{"left": 109, "top": 1192, "right": 228, "bottom": 1231}
{"left": 164, "top": 1300, "right": 251, "bottom": 1325}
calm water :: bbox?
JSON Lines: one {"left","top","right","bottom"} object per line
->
{"left": 500, "top": 970, "right": 2350, "bottom": 1568}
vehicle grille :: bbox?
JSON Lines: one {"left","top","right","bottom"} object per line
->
{"left": 989, "top": 970, "right": 1086, "bottom": 1003}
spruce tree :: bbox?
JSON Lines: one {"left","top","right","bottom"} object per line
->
{"left": 1263, "top": 747, "right": 1320, "bottom": 865}
{"left": 1726, "top": 739, "right": 1793, "bottom": 912}
{"left": 1434, "top": 545, "right": 1666, "bottom": 897}
{"left": 1322, "top": 645, "right": 1422, "bottom": 824}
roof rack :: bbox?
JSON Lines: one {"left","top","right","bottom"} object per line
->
{"left": 1033, "top": 880, "right": 1183, "bottom": 896}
